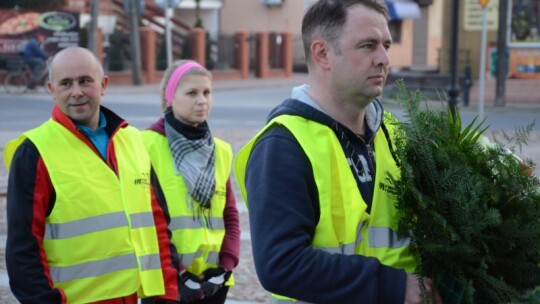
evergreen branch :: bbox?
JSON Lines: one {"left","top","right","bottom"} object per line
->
{"left": 388, "top": 80, "right": 540, "bottom": 304}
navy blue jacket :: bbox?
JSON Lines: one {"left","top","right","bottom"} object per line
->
{"left": 244, "top": 98, "right": 407, "bottom": 304}
{"left": 19, "top": 38, "right": 48, "bottom": 60}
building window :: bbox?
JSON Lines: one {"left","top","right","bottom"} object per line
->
{"left": 388, "top": 20, "right": 402, "bottom": 43}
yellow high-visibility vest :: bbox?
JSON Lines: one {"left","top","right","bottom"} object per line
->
{"left": 234, "top": 113, "right": 416, "bottom": 303}
{"left": 5, "top": 119, "right": 165, "bottom": 303}
{"left": 142, "top": 130, "right": 235, "bottom": 286}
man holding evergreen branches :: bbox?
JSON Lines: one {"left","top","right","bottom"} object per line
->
{"left": 234, "top": 0, "right": 442, "bottom": 303}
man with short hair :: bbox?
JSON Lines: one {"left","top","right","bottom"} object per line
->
{"left": 234, "top": 1, "right": 442, "bottom": 303}
{"left": 4, "top": 46, "right": 179, "bottom": 304}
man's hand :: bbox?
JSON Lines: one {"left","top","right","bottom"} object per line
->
{"left": 178, "top": 270, "right": 204, "bottom": 303}
{"left": 404, "top": 273, "right": 443, "bottom": 304}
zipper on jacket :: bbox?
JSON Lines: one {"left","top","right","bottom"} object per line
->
{"left": 357, "top": 135, "right": 375, "bottom": 175}
{"left": 366, "top": 141, "right": 375, "bottom": 172}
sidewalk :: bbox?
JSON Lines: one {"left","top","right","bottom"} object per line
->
{"left": 105, "top": 73, "right": 310, "bottom": 94}
{"left": 468, "top": 77, "right": 540, "bottom": 107}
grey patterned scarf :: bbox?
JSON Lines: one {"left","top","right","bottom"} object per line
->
{"left": 164, "top": 114, "right": 216, "bottom": 211}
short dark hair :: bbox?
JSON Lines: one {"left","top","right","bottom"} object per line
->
{"left": 301, "top": 0, "right": 389, "bottom": 65}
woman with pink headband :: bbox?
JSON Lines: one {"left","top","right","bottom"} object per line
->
{"left": 141, "top": 60, "right": 240, "bottom": 304}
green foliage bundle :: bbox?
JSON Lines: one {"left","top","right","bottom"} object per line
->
{"left": 388, "top": 80, "right": 540, "bottom": 303}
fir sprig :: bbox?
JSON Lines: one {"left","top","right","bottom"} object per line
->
{"left": 387, "top": 80, "right": 540, "bottom": 304}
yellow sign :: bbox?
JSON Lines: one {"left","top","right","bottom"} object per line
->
{"left": 464, "top": 0, "right": 498, "bottom": 31}
{"left": 478, "top": 0, "right": 490, "bottom": 7}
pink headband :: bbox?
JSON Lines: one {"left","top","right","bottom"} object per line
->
{"left": 165, "top": 61, "right": 204, "bottom": 105}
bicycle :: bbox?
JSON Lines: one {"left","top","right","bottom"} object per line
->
{"left": 3, "top": 56, "right": 49, "bottom": 94}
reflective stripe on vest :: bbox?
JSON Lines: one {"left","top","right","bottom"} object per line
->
{"left": 314, "top": 223, "right": 409, "bottom": 254}
{"left": 234, "top": 114, "right": 416, "bottom": 302}
{"left": 369, "top": 226, "right": 411, "bottom": 248}
{"left": 50, "top": 252, "right": 161, "bottom": 283}
{"left": 169, "top": 216, "right": 225, "bottom": 230}
{"left": 179, "top": 250, "right": 220, "bottom": 267}
{"left": 314, "top": 242, "right": 356, "bottom": 255}
{"left": 16, "top": 119, "right": 165, "bottom": 303}
{"left": 141, "top": 130, "right": 235, "bottom": 287}
{"left": 45, "top": 212, "right": 155, "bottom": 239}
{"left": 314, "top": 226, "right": 410, "bottom": 255}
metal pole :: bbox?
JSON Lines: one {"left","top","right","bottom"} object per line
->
{"left": 88, "top": 0, "right": 99, "bottom": 54}
{"left": 165, "top": 0, "right": 173, "bottom": 67}
{"left": 478, "top": 6, "right": 488, "bottom": 120}
{"left": 195, "top": 0, "right": 201, "bottom": 25}
{"left": 495, "top": 0, "right": 508, "bottom": 107}
{"left": 128, "top": 0, "right": 142, "bottom": 85}
{"left": 448, "top": 0, "right": 461, "bottom": 121}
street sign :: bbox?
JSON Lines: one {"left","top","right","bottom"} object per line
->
{"left": 478, "top": 0, "right": 489, "bottom": 7}
{"left": 464, "top": 0, "right": 498, "bottom": 31}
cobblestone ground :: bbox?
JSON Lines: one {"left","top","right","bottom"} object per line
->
{"left": 0, "top": 127, "right": 539, "bottom": 304}
{"left": 0, "top": 287, "right": 16, "bottom": 304}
